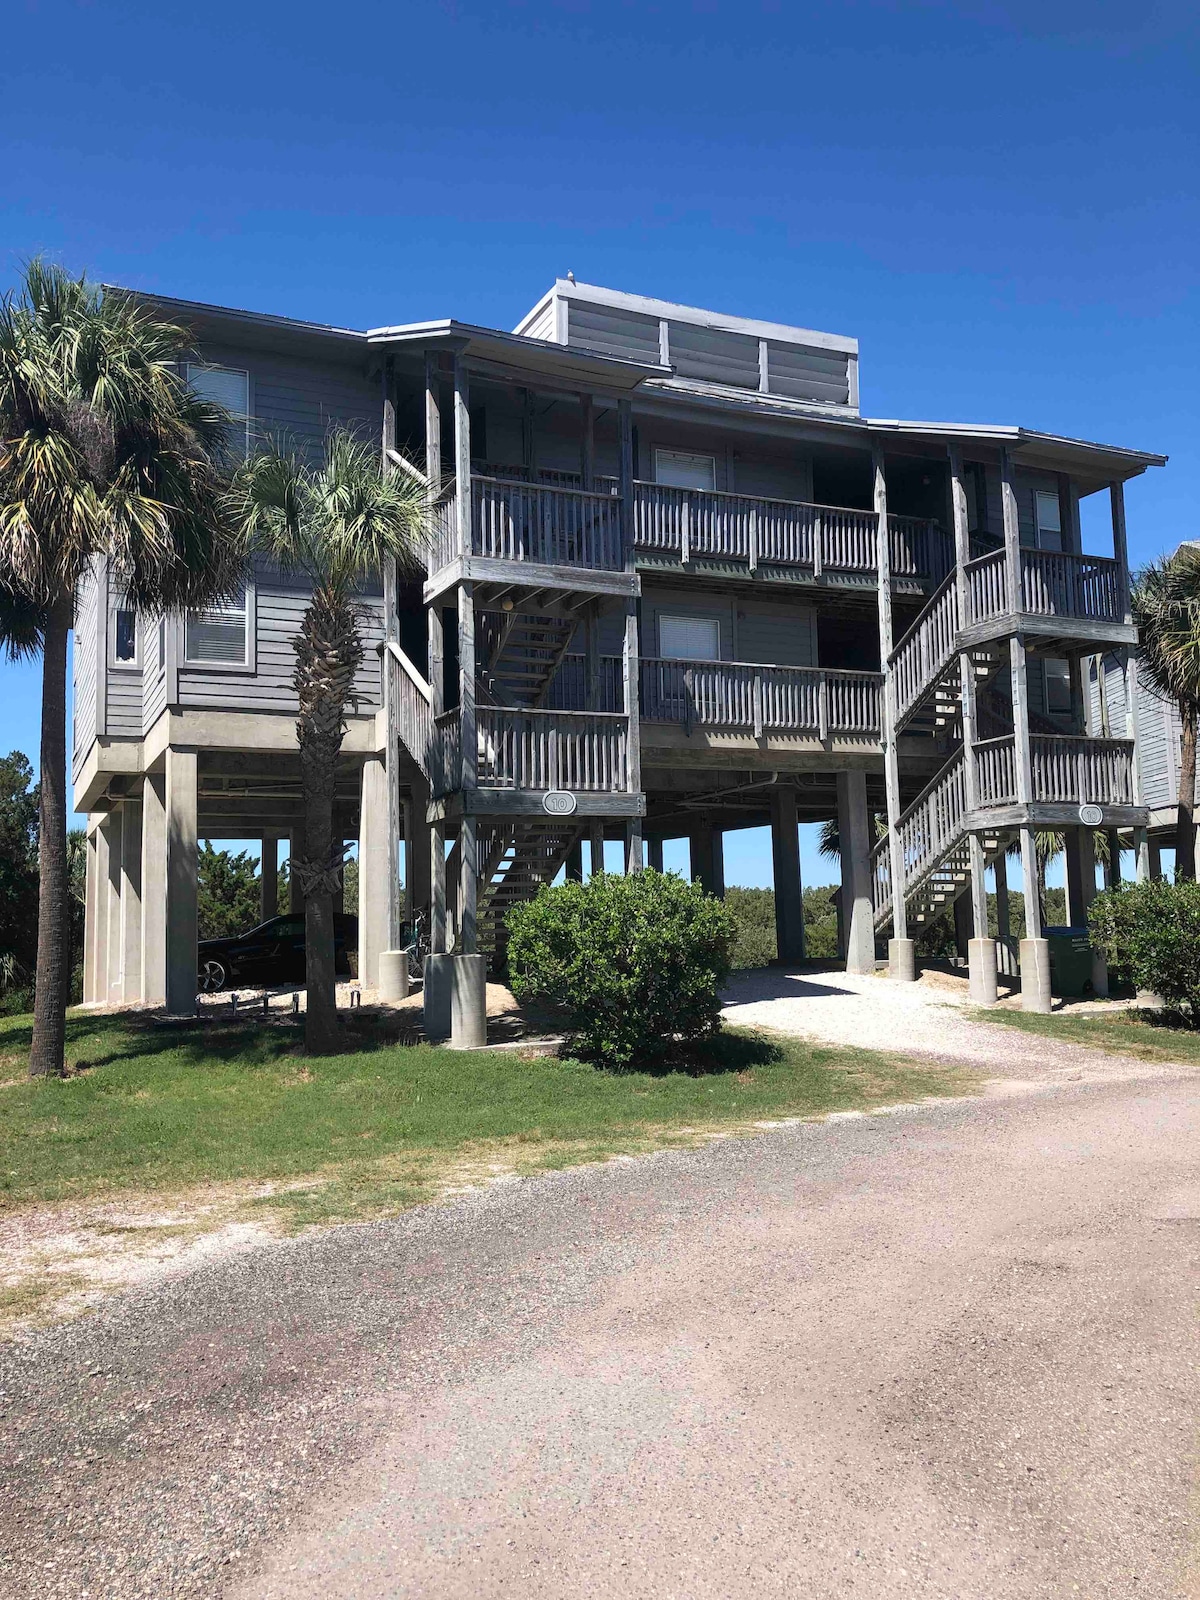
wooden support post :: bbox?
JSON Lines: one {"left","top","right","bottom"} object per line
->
{"left": 1104, "top": 829, "right": 1122, "bottom": 888}
{"left": 1110, "top": 480, "right": 1132, "bottom": 624}
{"left": 453, "top": 350, "right": 472, "bottom": 560}
{"left": 647, "top": 835, "right": 664, "bottom": 872}
{"left": 424, "top": 353, "right": 442, "bottom": 492}
{"left": 584, "top": 602, "right": 601, "bottom": 712}
{"left": 625, "top": 819, "right": 643, "bottom": 876}
{"left": 875, "top": 443, "right": 910, "bottom": 973}
{"left": 1001, "top": 447, "right": 1023, "bottom": 617}
{"left": 617, "top": 398, "right": 641, "bottom": 808}
{"left": 580, "top": 393, "right": 595, "bottom": 490}
{"left": 565, "top": 839, "right": 584, "bottom": 882}
{"left": 589, "top": 821, "right": 606, "bottom": 878}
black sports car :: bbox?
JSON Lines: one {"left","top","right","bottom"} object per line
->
{"left": 197, "top": 913, "right": 358, "bottom": 993}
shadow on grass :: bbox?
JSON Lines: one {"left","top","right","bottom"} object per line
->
{"left": 591, "top": 1027, "right": 785, "bottom": 1081}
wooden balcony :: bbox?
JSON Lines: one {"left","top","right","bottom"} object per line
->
{"left": 964, "top": 547, "right": 1126, "bottom": 640}
{"left": 427, "top": 472, "right": 951, "bottom": 592}
{"left": 639, "top": 659, "right": 881, "bottom": 740}
{"left": 973, "top": 733, "right": 1139, "bottom": 823}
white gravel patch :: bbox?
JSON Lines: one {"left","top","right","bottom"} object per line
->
{"left": 721, "top": 966, "right": 1197, "bottom": 1088}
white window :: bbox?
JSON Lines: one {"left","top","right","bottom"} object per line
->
{"left": 1034, "top": 490, "right": 1063, "bottom": 552}
{"left": 659, "top": 614, "right": 720, "bottom": 661}
{"left": 187, "top": 363, "right": 250, "bottom": 459}
{"left": 185, "top": 585, "right": 249, "bottom": 666}
{"left": 655, "top": 449, "right": 716, "bottom": 491}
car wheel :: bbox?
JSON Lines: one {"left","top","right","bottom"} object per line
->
{"left": 198, "top": 958, "right": 229, "bottom": 994}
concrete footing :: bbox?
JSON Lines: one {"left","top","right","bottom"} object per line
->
{"left": 968, "top": 937, "right": 998, "bottom": 1006}
{"left": 449, "top": 954, "right": 487, "bottom": 1050}
{"left": 423, "top": 953, "right": 453, "bottom": 1042}
{"left": 1020, "top": 938, "right": 1052, "bottom": 1014}
{"left": 378, "top": 950, "right": 409, "bottom": 1003}
{"left": 887, "top": 938, "right": 916, "bottom": 982}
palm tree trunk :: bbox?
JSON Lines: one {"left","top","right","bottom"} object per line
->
{"left": 29, "top": 597, "right": 72, "bottom": 1078}
{"left": 1176, "top": 701, "right": 1196, "bottom": 881}
{"left": 294, "top": 590, "right": 361, "bottom": 1055}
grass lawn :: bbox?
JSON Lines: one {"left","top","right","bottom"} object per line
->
{"left": 971, "top": 1004, "right": 1200, "bottom": 1065}
{"left": 0, "top": 1007, "right": 976, "bottom": 1231}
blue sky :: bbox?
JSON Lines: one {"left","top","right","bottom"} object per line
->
{"left": 1, "top": 0, "right": 1196, "bottom": 887}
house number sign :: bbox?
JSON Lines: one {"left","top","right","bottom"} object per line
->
{"left": 1078, "top": 804, "right": 1104, "bottom": 827}
{"left": 543, "top": 790, "right": 578, "bottom": 816}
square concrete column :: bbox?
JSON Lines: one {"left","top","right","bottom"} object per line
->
{"left": 358, "top": 754, "right": 391, "bottom": 990}
{"left": 1066, "top": 826, "right": 1107, "bottom": 997}
{"left": 770, "top": 787, "right": 806, "bottom": 963}
{"left": 141, "top": 773, "right": 167, "bottom": 1006}
{"left": 837, "top": 771, "right": 876, "bottom": 974}
{"left": 102, "top": 809, "right": 123, "bottom": 1004}
{"left": 260, "top": 835, "right": 279, "bottom": 922}
{"left": 119, "top": 799, "right": 144, "bottom": 1004}
{"left": 404, "top": 776, "right": 432, "bottom": 920}
{"left": 82, "top": 822, "right": 100, "bottom": 1004}
{"left": 164, "top": 747, "right": 198, "bottom": 1016}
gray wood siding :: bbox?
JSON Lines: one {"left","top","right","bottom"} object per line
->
{"left": 193, "top": 341, "right": 379, "bottom": 463}
{"left": 72, "top": 560, "right": 101, "bottom": 775}
{"left": 106, "top": 669, "right": 143, "bottom": 737}
{"left": 1093, "top": 653, "right": 1178, "bottom": 813}
{"left": 143, "top": 616, "right": 168, "bottom": 731}
{"left": 520, "top": 300, "right": 556, "bottom": 343}
{"left": 668, "top": 322, "right": 759, "bottom": 390}
{"left": 177, "top": 563, "right": 385, "bottom": 714}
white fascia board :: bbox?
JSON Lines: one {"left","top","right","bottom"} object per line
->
{"left": 521, "top": 279, "right": 858, "bottom": 357}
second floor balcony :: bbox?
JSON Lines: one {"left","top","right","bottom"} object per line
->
{"left": 427, "top": 472, "right": 952, "bottom": 591}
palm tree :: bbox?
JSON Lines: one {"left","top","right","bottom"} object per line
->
{"left": 227, "top": 430, "right": 428, "bottom": 1053}
{"left": 1132, "top": 547, "right": 1200, "bottom": 880}
{"left": 0, "top": 263, "right": 241, "bottom": 1077}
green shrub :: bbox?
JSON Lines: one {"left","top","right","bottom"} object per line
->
{"left": 1089, "top": 880, "right": 1200, "bottom": 1022}
{"left": 506, "top": 869, "right": 735, "bottom": 1070}
{"left": 724, "top": 887, "right": 776, "bottom": 968}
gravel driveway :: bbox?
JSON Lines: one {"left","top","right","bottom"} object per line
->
{"left": 2, "top": 1021, "right": 1198, "bottom": 1599}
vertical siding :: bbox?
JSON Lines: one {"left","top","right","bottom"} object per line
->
{"left": 72, "top": 560, "right": 101, "bottom": 775}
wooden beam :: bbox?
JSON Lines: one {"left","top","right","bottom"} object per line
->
{"left": 424, "top": 352, "right": 442, "bottom": 493}
{"left": 580, "top": 393, "right": 595, "bottom": 490}
{"left": 874, "top": 443, "right": 906, "bottom": 944}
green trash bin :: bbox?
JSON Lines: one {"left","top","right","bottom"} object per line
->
{"left": 1043, "top": 926, "right": 1094, "bottom": 998}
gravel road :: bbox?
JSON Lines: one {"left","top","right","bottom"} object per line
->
{"left": 1, "top": 1020, "right": 1197, "bottom": 1597}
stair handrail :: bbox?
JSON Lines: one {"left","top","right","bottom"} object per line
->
{"left": 385, "top": 639, "right": 433, "bottom": 704}
{"left": 384, "top": 640, "right": 434, "bottom": 780}
{"left": 888, "top": 566, "right": 963, "bottom": 730}
{"left": 887, "top": 566, "right": 960, "bottom": 666}
{"left": 870, "top": 747, "right": 967, "bottom": 919}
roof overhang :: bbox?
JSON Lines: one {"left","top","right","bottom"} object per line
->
{"left": 105, "top": 287, "right": 369, "bottom": 362}
{"left": 367, "top": 318, "right": 671, "bottom": 393}
{"left": 862, "top": 418, "right": 1167, "bottom": 485}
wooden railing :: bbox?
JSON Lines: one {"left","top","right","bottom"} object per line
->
{"left": 386, "top": 642, "right": 433, "bottom": 779}
{"left": 965, "top": 547, "right": 1124, "bottom": 627}
{"left": 890, "top": 570, "right": 960, "bottom": 728}
{"left": 428, "top": 710, "right": 463, "bottom": 798}
{"left": 426, "top": 499, "right": 459, "bottom": 574}
{"left": 633, "top": 483, "right": 948, "bottom": 580}
{"left": 1021, "top": 550, "right": 1123, "bottom": 621}
{"left": 476, "top": 707, "right": 630, "bottom": 792}
{"left": 471, "top": 477, "right": 624, "bottom": 571}
{"left": 638, "top": 659, "right": 881, "bottom": 738}
{"left": 1030, "top": 735, "right": 1135, "bottom": 805}
{"left": 871, "top": 751, "right": 967, "bottom": 922}
{"left": 544, "top": 654, "right": 624, "bottom": 714}
{"left": 974, "top": 735, "right": 1018, "bottom": 806}
{"left": 973, "top": 733, "right": 1134, "bottom": 808}
{"left": 965, "top": 549, "right": 1008, "bottom": 624}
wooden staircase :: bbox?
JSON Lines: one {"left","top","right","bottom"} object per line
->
{"left": 469, "top": 819, "right": 583, "bottom": 962}
{"left": 479, "top": 613, "right": 576, "bottom": 708}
